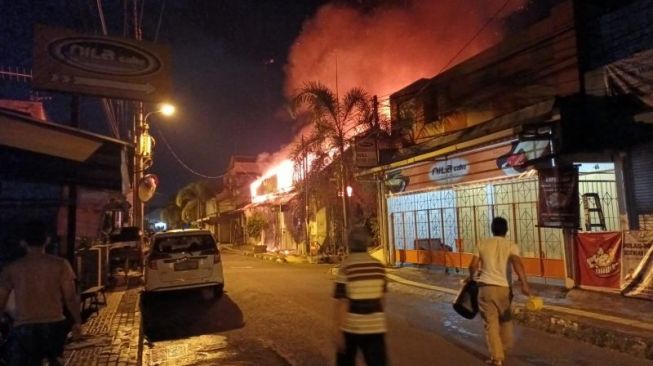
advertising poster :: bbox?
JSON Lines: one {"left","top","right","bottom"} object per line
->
{"left": 537, "top": 165, "right": 580, "bottom": 228}
{"left": 576, "top": 232, "right": 622, "bottom": 289}
{"left": 621, "top": 231, "right": 653, "bottom": 300}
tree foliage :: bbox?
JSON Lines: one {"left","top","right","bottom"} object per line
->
{"left": 246, "top": 212, "right": 268, "bottom": 239}
{"left": 160, "top": 196, "right": 182, "bottom": 229}
{"left": 175, "top": 180, "right": 217, "bottom": 224}
{"left": 290, "top": 81, "right": 376, "bottom": 249}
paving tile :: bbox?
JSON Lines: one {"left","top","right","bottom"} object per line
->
{"left": 64, "top": 288, "right": 142, "bottom": 366}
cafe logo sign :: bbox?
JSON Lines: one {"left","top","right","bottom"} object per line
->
{"left": 48, "top": 37, "right": 161, "bottom": 76}
{"left": 428, "top": 158, "right": 469, "bottom": 183}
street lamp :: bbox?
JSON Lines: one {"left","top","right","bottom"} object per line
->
{"left": 159, "top": 103, "right": 176, "bottom": 117}
{"left": 133, "top": 102, "right": 176, "bottom": 233}
{"left": 139, "top": 103, "right": 176, "bottom": 167}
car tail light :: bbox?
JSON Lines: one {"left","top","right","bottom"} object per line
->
{"left": 214, "top": 251, "right": 221, "bottom": 264}
{"left": 147, "top": 252, "right": 170, "bottom": 270}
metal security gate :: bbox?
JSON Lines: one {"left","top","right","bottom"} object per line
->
{"left": 388, "top": 174, "right": 620, "bottom": 279}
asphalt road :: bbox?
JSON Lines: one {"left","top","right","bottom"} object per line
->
{"left": 140, "top": 251, "right": 650, "bottom": 366}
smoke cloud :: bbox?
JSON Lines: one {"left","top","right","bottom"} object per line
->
{"left": 285, "top": 0, "right": 526, "bottom": 99}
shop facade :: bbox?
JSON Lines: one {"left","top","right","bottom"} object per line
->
{"left": 384, "top": 135, "right": 622, "bottom": 282}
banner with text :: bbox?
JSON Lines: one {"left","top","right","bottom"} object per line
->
{"left": 621, "top": 231, "right": 653, "bottom": 300}
{"left": 576, "top": 232, "right": 622, "bottom": 289}
{"left": 537, "top": 165, "right": 580, "bottom": 228}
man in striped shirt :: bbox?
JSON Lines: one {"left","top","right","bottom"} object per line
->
{"left": 333, "top": 226, "right": 387, "bottom": 366}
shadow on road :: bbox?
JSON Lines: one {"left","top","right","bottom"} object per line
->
{"left": 141, "top": 289, "right": 244, "bottom": 341}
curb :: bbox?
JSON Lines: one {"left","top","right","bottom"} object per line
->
{"left": 387, "top": 273, "right": 653, "bottom": 360}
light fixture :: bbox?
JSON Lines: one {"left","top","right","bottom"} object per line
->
{"left": 159, "top": 103, "right": 176, "bottom": 116}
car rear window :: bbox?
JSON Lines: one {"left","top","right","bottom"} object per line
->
{"left": 153, "top": 234, "right": 216, "bottom": 254}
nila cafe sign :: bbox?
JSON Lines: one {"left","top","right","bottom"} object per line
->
{"left": 428, "top": 157, "right": 469, "bottom": 183}
{"left": 32, "top": 25, "right": 170, "bottom": 102}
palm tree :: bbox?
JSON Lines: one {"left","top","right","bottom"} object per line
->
{"left": 175, "top": 180, "right": 216, "bottom": 224}
{"left": 291, "top": 81, "right": 374, "bottom": 248}
{"left": 161, "top": 196, "right": 183, "bottom": 229}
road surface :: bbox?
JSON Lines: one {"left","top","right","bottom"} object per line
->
{"left": 140, "top": 251, "right": 650, "bottom": 365}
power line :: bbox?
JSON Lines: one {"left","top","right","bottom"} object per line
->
{"left": 437, "top": 0, "right": 514, "bottom": 76}
{"left": 154, "top": 126, "right": 225, "bottom": 179}
{"left": 154, "top": 0, "right": 166, "bottom": 42}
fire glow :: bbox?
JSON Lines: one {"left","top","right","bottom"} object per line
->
{"left": 250, "top": 124, "right": 369, "bottom": 204}
{"left": 285, "top": 0, "right": 525, "bottom": 100}
{"left": 250, "top": 160, "right": 295, "bottom": 203}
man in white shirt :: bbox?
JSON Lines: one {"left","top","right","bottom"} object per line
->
{"left": 469, "top": 217, "right": 531, "bottom": 366}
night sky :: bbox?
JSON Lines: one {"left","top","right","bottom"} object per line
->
{"left": 0, "top": 0, "right": 555, "bottom": 210}
{"left": 0, "top": 0, "right": 326, "bottom": 208}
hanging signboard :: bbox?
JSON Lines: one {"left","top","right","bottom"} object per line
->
{"left": 354, "top": 135, "right": 378, "bottom": 168}
{"left": 32, "top": 24, "right": 171, "bottom": 102}
{"left": 621, "top": 231, "right": 653, "bottom": 300}
{"left": 537, "top": 165, "right": 579, "bottom": 228}
{"left": 576, "top": 232, "right": 622, "bottom": 289}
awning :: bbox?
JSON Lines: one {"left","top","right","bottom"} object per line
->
{"left": 360, "top": 99, "right": 557, "bottom": 175}
{"left": 0, "top": 109, "right": 131, "bottom": 190}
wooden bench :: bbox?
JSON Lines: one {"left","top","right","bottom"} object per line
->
{"left": 80, "top": 286, "right": 106, "bottom": 321}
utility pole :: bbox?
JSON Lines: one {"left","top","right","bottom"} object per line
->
{"left": 302, "top": 135, "right": 310, "bottom": 256}
{"left": 66, "top": 96, "right": 80, "bottom": 267}
{"left": 371, "top": 95, "right": 393, "bottom": 265}
{"left": 132, "top": 0, "right": 145, "bottom": 233}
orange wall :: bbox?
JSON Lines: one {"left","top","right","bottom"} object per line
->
{"left": 395, "top": 250, "right": 565, "bottom": 279}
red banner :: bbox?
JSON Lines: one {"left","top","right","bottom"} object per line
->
{"left": 576, "top": 232, "right": 622, "bottom": 289}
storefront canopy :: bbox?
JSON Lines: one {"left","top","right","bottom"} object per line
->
{"left": 0, "top": 109, "right": 131, "bottom": 190}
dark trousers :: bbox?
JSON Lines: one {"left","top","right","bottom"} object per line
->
{"left": 4, "top": 320, "right": 69, "bottom": 366}
{"left": 337, "top": 332, "right": 387, "bottom": 366}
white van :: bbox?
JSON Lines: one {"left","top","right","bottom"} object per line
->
{"left": 143, "top": 229, "right": 224, "bottom": 299}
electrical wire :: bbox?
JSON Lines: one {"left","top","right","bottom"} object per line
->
{"left": 436, "top": 0, "right": 514, "bottom": 75}
{"left": 96, "top": 0, "right": 108, "bottom": 34}
{"left": 154, "top": 0, "right": 166, "bottom": 42}
{"left": 154, "top": 126, "right": 226, "bottom": 179}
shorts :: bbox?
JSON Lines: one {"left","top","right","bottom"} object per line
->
{"left": 4, "top": 319, "right": 69, "bottom": 366}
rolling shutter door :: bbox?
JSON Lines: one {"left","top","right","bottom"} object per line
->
{"left": 631, "top": 141, "right": 653, "bottom": 214}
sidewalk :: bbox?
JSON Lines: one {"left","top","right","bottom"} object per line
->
{"left": 388, "top": 265, "right": 653, "bottom": 360}
{"left": 63, "top": 287, "right": 142, "bottom": 366}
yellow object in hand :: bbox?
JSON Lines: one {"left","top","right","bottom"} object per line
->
{"left": 526, "top": 296, "right": 544, "bottom": 311}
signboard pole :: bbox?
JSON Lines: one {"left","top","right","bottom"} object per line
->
{"left": 66, "top": 96, "right": 80, "bottom": 268}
